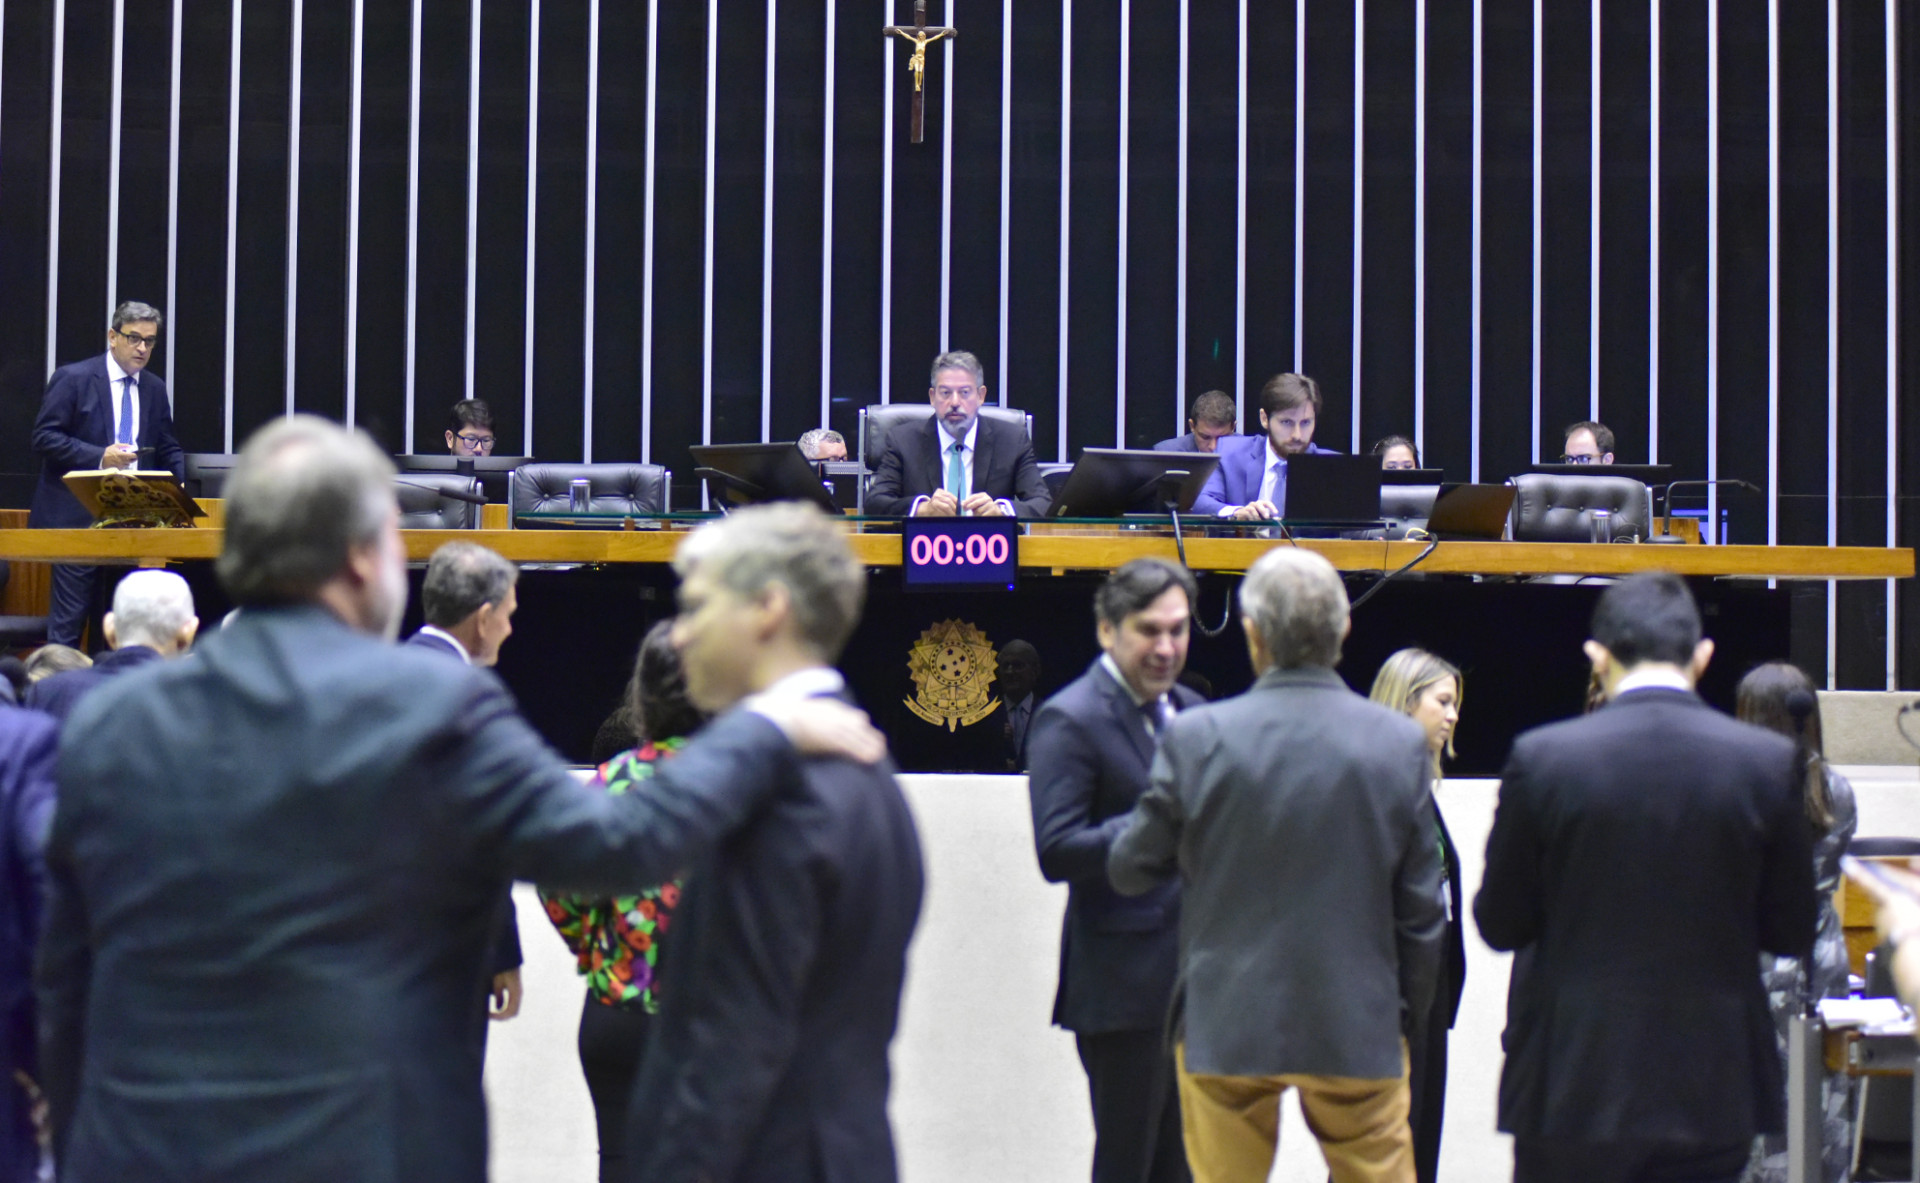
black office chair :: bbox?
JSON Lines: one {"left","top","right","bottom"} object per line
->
{"left": 508, "top": 463, "right": 671, "bottom": 528}
{"left": 1037, "top": 463, "right": 1073, "bottom": 500}
{"left": 1508, "top": 473, "right": 1653, "bottom": 543}
{"left": 184, "top": 453, "right": 238, "bottom": 499}
{"left": 1378, "top": 484, "right": 1440, "bottom": 539}
{"left": 855, "top": 403, "right": 1036, "bottom": 512}
{"left": 394, "top": 475, "right": 482, "bottom": 530}
{"left": 0, "top": 560, "right": 49, "bottom": 650}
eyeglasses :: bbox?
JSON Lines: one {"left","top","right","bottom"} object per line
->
{"left": 116, "top": 331, "right": 157, "bottom": 350}
{"left": 455, "top": 434, "right": 497, "bottom": 451}
{"left": 1559, "top": 453, "right": 1599, "bottom": 465}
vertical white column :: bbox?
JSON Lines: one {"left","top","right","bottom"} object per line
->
{"left": 1414, "top": 0, "right": 1426, "bottom": 455}
{"left": 820, "top": 0, "right": 836, "bottom": 427}
{"left": 585, "top": 0, "right": 602, "bottom": 459}
{"left": 165, "top": 0, "right": 183, "bottom": 394}
{"left": 760, "top": 0, "right": 777, "bottom": 440}
{"left": 44, "top": 0, "right": 65, "bottom": 379}
{"left": 1349, "top": 0, "right": 1364, "bottom": 452}
{"left": 222, "top": 0, "right": 239, "bottom": 450}
{"left": 880, "top": 1, "right": 895, "bottom": 404}
{"left": 1706, "top": 0, "right": 1719, "bottom": 537}
{"left": 106, "top": 0, "right": 124, "bottom": 318}
{"left": 1886, "top": 0, "right": 1900, "bottom": 689}
{"left": 1528, "top": 0, "right": 1541, "bottom": 464}
{"left": 939, "top": 1, "right": 955, "bottom": 351}
{"left": 1648, "top": 0, "right": 1660, "bottom": 463}
{"left": 1471, "top": 0, "right": 1483, "bottom": 482}
{"left": 1292, "top": 0, "right": 1304, "bottom": 372}
{"left": 1588, "top": 0, "right": 1600, "bottom": 421}
{"left": 1766, "top": 0, "right": 1779, "bottom": 552}
{"left": 1234, "top": 0, "right": 1245, "bottom": 411}
{"left": 1176, "top": 0, "right": 1189, "bottom": 431}
{"left": 524, "top": 0, "right": 542, "bottom": 447}
{"left": 1826, "top": 0, "right": 1838, "bottom": 686}
{"left": 404, "top": 0, "right": 422, "bottom": 447}
{"left": 465, "top": 0, "right": 482, "bottom": 401}
{"left": 998, "top": 0, "right": 1012, "bottom": 403}
{"left": 642, "top": 0, "right": 658, "bottom": 462}
{"left": 345, "top": 0, "right": 364, "bottom": 426}
{"left": 700, "top": 0, "right": 716, "bottom": 450}
{"left": 283, "top": 0, "right": 304, "bottom": 416}
{"left": 1056, "top": 0, "right": 1072, "bottom": 461}
{"left": 1116, "top": 0, "right": 1129, "bottom": 446}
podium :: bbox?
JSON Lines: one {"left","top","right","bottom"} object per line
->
{"left": 62, "top": 469, "right": 205, "bottom": 529}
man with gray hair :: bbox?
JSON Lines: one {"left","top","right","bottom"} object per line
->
{"left": 866, "top": 349, "right": 1050, "bottom": 517}
{"left": 30, "top": 301, "right": 188, "bottom": 646}
{"left": 1110, "top": 547, "right": 1444, "bottom": 1183}
{"left": 796, "top": 427, "right": 848, "bottom": 462}
{"left": 622, "top": 501, "right": 924, "bottom": 1182}
{"left": 27, "top": 569, "right": 198, "bottom": 726}
{"left": 36, "top": 415, "right": 884, "bottom": 1182}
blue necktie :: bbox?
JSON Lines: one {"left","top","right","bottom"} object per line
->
{"left": 1140, "top": 696, "right": 1171, "bottom": 739}
{"left": 116, "top": 375, "right": 136, "bottom": 446}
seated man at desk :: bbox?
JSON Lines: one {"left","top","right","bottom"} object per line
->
{"left": 1190, "top": 373, "right": 1339, "bottom": 521}
{"left": 866, "top": 350, "right": 1051, "bottom": 518}
{"left": 1153, "top": 389, "right": 1237, "bottom": 454}
{"left": 1561, "top": 420, "right": 1616, "bottom": 465}
{"left": 797, "top": 428, "right": 848, "bottom": 462}
{"left": 446, "top": 399, "right": 497, "bottom": 457}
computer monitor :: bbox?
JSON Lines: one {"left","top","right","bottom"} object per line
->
{"left": 689, "top": 443, "right": 839, "bottom": 513}
{"left": 1380, "top": 467, "right": 1446, "bottom": 486}
{"left": 1281, "top": 454, "right": 1384, "bottom": 527}
{"left": 397, "top": 454, "right": 531, "bottom": 504}
{"left": 1043, "top": 448, "right": 1221, "bottom": 518}
{"left": 1424, "top": 483, "right": 1517, "bottom": 541}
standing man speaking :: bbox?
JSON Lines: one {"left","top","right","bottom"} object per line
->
{"left": 29, "top": 301, "right": 187, "bottom": 646}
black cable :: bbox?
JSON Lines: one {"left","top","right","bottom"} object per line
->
{"left": 1348, "top": 538, "right": 1441, "bottom": 612}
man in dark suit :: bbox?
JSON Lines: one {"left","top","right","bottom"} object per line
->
{"left": 26, "top": 570, "right": 197, "bottom": 725}
{"left": 29, "top": 302, "right": 188, "bottom": 647}
{"left": 1474, "top": 572, "right": 1816, "bottom": 1183}
{"left": 1190, "top": 372, "right": 1340, "bottom": 519}
{"left": 625, "top": 501, "right": 924, "bottom": 1182}
{"left": 0, "top": 702, "right": 57, "bottom": 1183}
{"left": 1028, "top": 558, "right": 1204, "bottom": 1183}
{"left": 1110, "top": 547, "right": 1443, "bottom": 1183}
{"left": 404, "top": 542, "right": 526, "bottom": 1028}
{"left": 1153, "top": 389, "right": 1237, "bottom": 454}
{"left": 35, "top": 415, "right": 884, "bottom": 1183}
{"left": 865, "top": 350, "right": 1051, "bottom": 518}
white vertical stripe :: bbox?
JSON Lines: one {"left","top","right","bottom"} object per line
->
{"left": 1117, "top": 0, "right": 1129, "bottom": 446}
{"left": 164, "top": 0, "right": 182, "bottom": 398}
{"left": 283, "top": 0, "right": 303, "bottom": 416}
{"left": 106, "top": 0, "right": 123, "bottom": 320}
{"left": 642, "top": 0, "right": 658, "bottom": 463}
{"left": 881, "top": 0, "right": 895, "bottom": 405}
{"left": 1234, "top": 0, "right": 1245, "bottom": 414}
{"left": 585, "top": 0, "right": 601, "bottom": 460}
{"left": 1413, "top": 0, "right": 1426, "bottom": 457}
{"left": 1827, "top": 0, "right": 1838, "bottom": 687}
{"left": 820, "top": 0, "right": 836, "bottom": 427}
{"left": 465, "top": 0, "right": 481, "bottom": 401}
{"left": 701, "top": 0, "right": 717, "bottom": 451}
{"left": 1529, "top": 0, "right": 1541, "bottom": 464}
{"left": 44, "top": 0, "right": 64, "bottom": 379}
{"left": 1766, "top": 0, "right": 1778, "bottom": 552}
{"left": 1349, "top": 0, "right": 1364, "bottom": 453}
{"left": 1706, "top": 0, "right": 1718, "bottom": 538}
{"left": 222, "top": 0, "right": 239, "bottom": 450}
{"left": 345, "top": 0, "right": 363, "bottom": 427}
{"left": 1471, "top": 0, "right": 1482, "bottom": 482}
{"left": 1588, "top": 0, "right": 1600, "bottom": 422}
{"left": 1292, "top": 0, "right": 1304, "bottom": 372}
{"left": 1887, "top": 0, "right": 1900, "bottom": 689}
{"left": 1648, "top": 0, "right": 1660, "bottom": 463}
{"left": 999, "top": 0, "right": 1012, "bottom": 404}
{"left": 1176, "top": 0, "right": 1188, "bottom": 432}
{"left": 404, "top": 0, "right": 422, "bottom": 447}
{"left": 760, "top": 0, "right": 777, "bottom": 441}
{"left": 524, "top": 0, "right": 542, "bottom": 449}
{"left": 1057, "top": 0, "right": 1072, "bottom": 462}
{"left": 939, "top": 1, "right": 955, "bottom": 352}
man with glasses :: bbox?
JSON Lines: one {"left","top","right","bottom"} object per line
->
{"left": 445, "top": 399, "right": 498, "bottom": 457}
{"left": 1561, "top": 421, "right": 1616, "bottom": 465}
{"left": 30, "top": 302, "right": 187, "bottom": 647}
{"left": 866, "top": 350, "right": 1050, "bottom": 518}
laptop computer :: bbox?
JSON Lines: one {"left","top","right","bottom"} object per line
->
{"left": 1423, "top": 483, "right": 1516, "bottom": 541}
{"left": 1281, "top": 454, "right": 1385, "bottom": 527}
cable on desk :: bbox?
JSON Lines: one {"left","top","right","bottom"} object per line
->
{"left": 1348, "top": 538, "right": 1441, "bottom": 613}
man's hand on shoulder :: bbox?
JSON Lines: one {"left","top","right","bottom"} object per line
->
{"left": 751, "top": 697, "right": 888, "bottom": 764}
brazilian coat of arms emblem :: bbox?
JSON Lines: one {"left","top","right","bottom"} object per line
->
{"left": 904, "top": 618, "right": 1002, "bottom": 731}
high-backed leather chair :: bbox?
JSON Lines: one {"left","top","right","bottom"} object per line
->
{"left": 855, "top": 403, "right": 1035, "bottom": 511}
{"left": 1508, "top": 473, "right": 1652, "bottom": 543}
{"left": 1381, "top": 484, "right": 1440, "bottom": 529}
{"left": 184, "top": 453, "right": 238, "bottom": 499}
{"left": 1037, "top": 462, "right": 1074, "bottom": 501}
{"left": 394, "top": 474, "right": 482, "bottom": 530}
{"left": 508, "top": 463, "right": 671, "bottom": 527}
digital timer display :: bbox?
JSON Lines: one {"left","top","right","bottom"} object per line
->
{"left": 901, "top": 516, "right": 1018, "bottom": 592}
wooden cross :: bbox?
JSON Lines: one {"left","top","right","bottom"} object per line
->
{"left": 883, "top": 1, "right": 956, "bottom": 144}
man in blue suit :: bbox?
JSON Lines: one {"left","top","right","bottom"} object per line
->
{"left": 29, "top": 302, "right": 187, "bottom": 647}
{"left": 0, "top": 702, "right": 57, "bottom": 1183}
{"left": 1028, "top": 558, "right": 1204, "bottom": 1183}
{"left": 1152, "top": 389, "right": 1238, "bottom": 454}
{"left": 1189, "top": 373, "right": 1339, "bottom": 519}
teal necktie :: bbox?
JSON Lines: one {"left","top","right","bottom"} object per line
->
{"left": 946, "top": 441, "right": 966, "bottom": 499}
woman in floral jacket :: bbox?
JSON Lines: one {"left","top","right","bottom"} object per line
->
{"left": 541, "top": 619, "right": 708, "bottom": 1183}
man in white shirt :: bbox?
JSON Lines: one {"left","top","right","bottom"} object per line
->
{"left": 864, "top": 350, "right": 1051, "bottom": 518}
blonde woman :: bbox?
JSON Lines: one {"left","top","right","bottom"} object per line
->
{"left": 1369, "top": 648, "right": 1464, "bottom": 1183}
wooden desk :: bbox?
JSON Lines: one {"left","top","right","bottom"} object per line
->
{"left": 0, "top": 527, "right": 1907, "bottom": 582}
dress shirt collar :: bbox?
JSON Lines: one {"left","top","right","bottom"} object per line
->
{"left": 1099, "top": 652, "right": 1156, "bottom": 708}
{"left": 938, "top": 416, "right": 981, "bottom": 456}
{"left": 107, "top": 354, "right": 139, "bottom": 384}
{"left": 1613, "top": 666, "right": 1694, "bottom": 695}
{"left": 419, "top": 624, "right": 472, "bottom": 664}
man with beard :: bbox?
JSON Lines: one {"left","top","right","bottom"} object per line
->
{"left": 35, "top": 415, "right": 883, "bottom": 1183}
{"left": 1191, "top": 373, "right": 1340, "bottom": 521}
{"left": 865, "top": 350, "right": 1051, "bottom": 519}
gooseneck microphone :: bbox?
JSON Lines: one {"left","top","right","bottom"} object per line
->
{"left": 1647, "top": 479, "right": 1762, "bottom": 543}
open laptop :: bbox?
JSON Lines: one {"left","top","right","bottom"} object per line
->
{"left": 1423, "top": 483, "right": 1516, "bottom": 541}
{"left": 1281, "top": 454, "right": 1385, "bottom": 527}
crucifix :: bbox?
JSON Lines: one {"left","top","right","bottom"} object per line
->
{"left": 883, "top": 1, "right": 956, "bottom": 144}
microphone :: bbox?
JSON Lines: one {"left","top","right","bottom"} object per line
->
{"left": 1648, "top": 479, "right": 1762, "bottom": 543}
{"left": 394, "top": 478, "right": 488, "bottom": 506}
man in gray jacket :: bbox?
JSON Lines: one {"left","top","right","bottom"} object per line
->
{"left": 1110, "top": 547, "right": 1444, "bottom": 1183}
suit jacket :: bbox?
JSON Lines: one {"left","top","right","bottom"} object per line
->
{"left": 401, "top": 628, "right": 523, "bottom": 976}
{"left": 36, "top": 604, "right": 801, "bottom": 1183}
{"left": 29, "top": 354, "right": 187, "bottom": 529}
{"left": 626, "top": 691, "right": 924, "bottom": 1183}
{"left": 1473, "top": 687, "right": 1816, "bottom": 1144}
{"left": 1188, "top": 435, "right": 1339, "bottom": 517}
{"left": 23, "top": 645, "right": 163, "bottom": 726}
{"left": 0, "top": 706, "right": 57, "bottom": 1183}
{"left": 1152, "top": 432, "right": 1203, "bottom": 452}
{"left": 1027, "top": 660, "right": 1201, "bottom": 1034}
{"left": 1110, "top": 666, "right": 1444, "bottom": 1080}
{"left": 1433, "top": 810, "right": 1467, "bottom": 1031}
{"left": 865, "top": 416, "right": 1051, "bottom": 518}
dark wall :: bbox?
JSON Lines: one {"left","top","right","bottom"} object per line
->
{"left": 0, "top": 1, "right": 1914, "bottom": 686}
